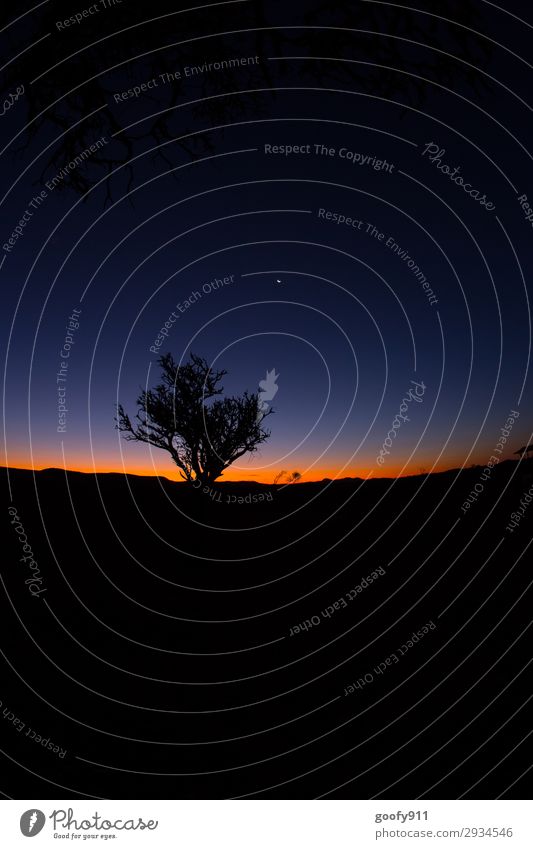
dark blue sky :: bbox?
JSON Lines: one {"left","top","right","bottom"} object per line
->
{"left": 2, "top": 0, "right": 532, "bottom": 480}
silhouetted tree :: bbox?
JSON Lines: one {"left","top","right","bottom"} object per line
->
{"left": 116, "top": 352, "right": 272, "bottom": 484}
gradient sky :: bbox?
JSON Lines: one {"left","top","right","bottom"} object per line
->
{"left": 2, "top": 2, "right": 532, "bottom": 482}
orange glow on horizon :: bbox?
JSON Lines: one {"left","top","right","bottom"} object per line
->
{"left": 1, "top": 454, "right": 496, "bottom": 482}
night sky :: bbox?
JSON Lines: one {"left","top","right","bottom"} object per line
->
{"left": 2, "top": 0, "right": 532, "bottom": 482}
{"left": 4, "top": 0, "right": 533, "bottom": 808}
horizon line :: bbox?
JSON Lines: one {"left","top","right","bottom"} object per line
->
{"left": 0, "top": 458, "right": 522, "bottom": 485}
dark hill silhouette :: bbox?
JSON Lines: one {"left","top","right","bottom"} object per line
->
{"left": 2, "top": 460, "right": 532, "bottom": 799}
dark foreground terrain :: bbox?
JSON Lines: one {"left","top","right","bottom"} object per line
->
{"left": 1, "top": 461, "right": 532, "bottom": 799}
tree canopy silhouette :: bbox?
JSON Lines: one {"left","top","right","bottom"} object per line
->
{"left": 514, "top": 444, "right": 533, "bottom": 460}
{"left": 116, "top": 352, "right": 272, "bottom": 484}
{"left": 1, "top": 0, "right": 492, "bottom": 202}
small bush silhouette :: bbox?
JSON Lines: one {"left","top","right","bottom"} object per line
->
{"left": 273, "top": 470, "right": 302, "bottom": 484}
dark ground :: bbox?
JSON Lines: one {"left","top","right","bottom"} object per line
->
{"left": 1, "top": 460, "right": 532, "bottom": 799}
